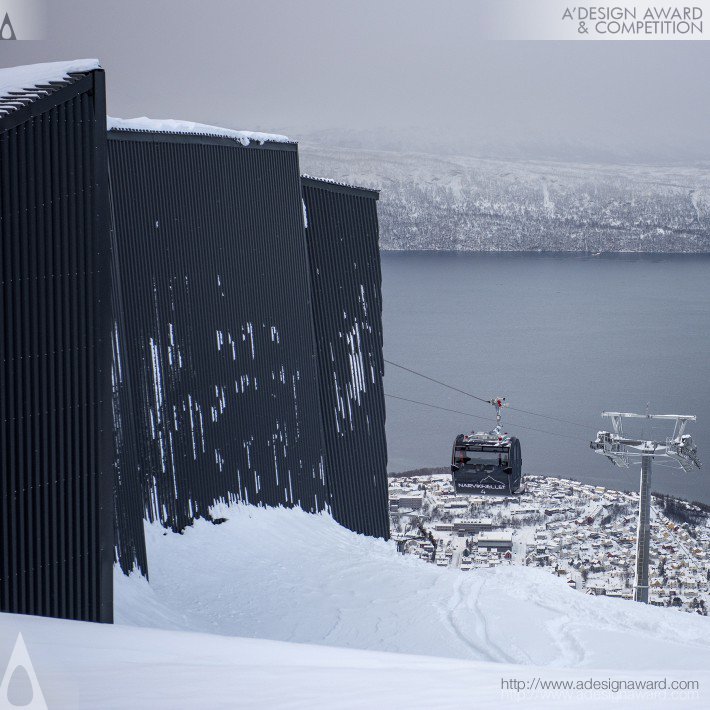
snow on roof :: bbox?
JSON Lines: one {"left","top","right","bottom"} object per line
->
{"left": 107, "top": 116, "right": 291, "bottom": 147}
{"left": 0, "top": 59, "right": 100, "bottom": 113}
{"left": 477, "top": 531, "right": 513, "bottom": 543}
{"left": 301, "top": 174, "right": 379, "bottom": 195}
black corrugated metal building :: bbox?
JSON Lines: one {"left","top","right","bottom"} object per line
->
{"left": 108, "top": 127, "right": 392, "bottom": 573}
{"left": 301, "top": 177, "right": 390, "bottom": 539}
{"left": 1, "top": 61, "right": 390, "bottom": 618}
{"left": 1, "top": 60, "right": 390, "bottom": 619}
{"left": 107, "top": 124, "right": 330, "bottom": 573}
{"left": 0, "top": 62, "right": 114, "bottom": 622}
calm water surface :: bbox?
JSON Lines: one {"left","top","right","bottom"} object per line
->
{"left": 381, "top": 252, "right": 710, "bottom": 504}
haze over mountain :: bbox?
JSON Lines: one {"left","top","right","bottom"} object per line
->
{"left": 292, "top": 126, "right": 710, "bottom": 167}
{"left": 3, "top": 1, "right": 709, "bottom": 166}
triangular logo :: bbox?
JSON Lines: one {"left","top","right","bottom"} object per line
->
{"left": 0, "top": 13, "right": 17, "bottom": 40}
{"left": 479, "top": 476, "right": 505, "bottom": 486}
{"left": 0, "top": 633, "right": 48, "bottom": 709}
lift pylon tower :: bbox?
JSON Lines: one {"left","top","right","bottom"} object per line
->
{"left": 590, "top": 411, "right": 701, "bottom": 604}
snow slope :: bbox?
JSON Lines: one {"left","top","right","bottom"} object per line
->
{"left": 115, "top": 504, "right": 710, "bottom": 671}
{"left": 3, "top": 505, "right": 709, "bottom": 708}
{"left": 3, "top": 610, "right": 705, "bottom": 709}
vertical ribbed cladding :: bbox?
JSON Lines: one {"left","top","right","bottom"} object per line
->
{"left": 109, "top": 163, "right": 149, "bottom": 577}
{"left": 108, "top": 131, "right": 328, "bottom": 572}
{"left": 301, "top": 178, "right": 390, "bottom": 539}
{"left": 0, "top": 70, "right": 114, "bottom": 622}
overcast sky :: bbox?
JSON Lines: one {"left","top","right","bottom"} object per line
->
{"left": 2, "top": 0, "right": 709, "bottom": 161}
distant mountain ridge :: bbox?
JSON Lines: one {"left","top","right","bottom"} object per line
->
{"left": 299, "top": 144, "right": 710, "bottom": 253}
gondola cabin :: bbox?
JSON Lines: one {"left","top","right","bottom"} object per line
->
{"left": 451, "top": 432, "right": 522, "bottom": 495}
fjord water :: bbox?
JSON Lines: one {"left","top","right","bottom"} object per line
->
{"left": 381, "top": 252, "right": 710, "bottom": 504}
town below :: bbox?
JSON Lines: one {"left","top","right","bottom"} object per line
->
{"left": 390, "top": 471, "right": 710, "bottom": 614}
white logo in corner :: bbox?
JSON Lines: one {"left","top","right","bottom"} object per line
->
{"left": 0, "top": 633, "right": 48, "bottom": 709}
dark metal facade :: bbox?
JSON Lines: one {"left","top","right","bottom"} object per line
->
{"left": 108, "top": 130, "right": 328, "bottom": 573}
{"left": 110, "top": 209, "right": 149, "bottom": 576}
{"left": 301, "top": 177, "right": 390, "bottom": 539}
{"left": 0, "top": 70, "right": 114, "bottom": 622}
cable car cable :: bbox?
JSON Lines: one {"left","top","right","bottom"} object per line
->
{"left": 384, "top": 358, "right": 591, "bottom": 430}
{"left": 384, "top": 393, "right": 494, "bottom": 421}
{"left": 507, "top": 405, "right": 590, "bottom": 430}
{"left": 384, "top": 392, "right": 588, "bottom": 443}
{"left": 384, "top": 359, "right": 491, "bottom": 404}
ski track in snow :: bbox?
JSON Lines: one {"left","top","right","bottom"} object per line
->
{"left": 475, "top": 577, "right": 518, "bottom": 664}
{"left": 442, "top": 575, "right": 485, "bottom": 660}
{"left": 114, "top": 504, "right": 710, "bottom": 672}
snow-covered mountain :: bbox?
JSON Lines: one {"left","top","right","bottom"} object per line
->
{"left": 3, "top": 504, "right": 709, "bottom": 708}
{"left": 298, "top": 144, "right": 710, "bottom": 252}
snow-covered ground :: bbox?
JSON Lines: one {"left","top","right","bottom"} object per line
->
{"left": 3, "top": 505, "right": 709, "bottom": 708}
{"left": 5, "top": 610, "right": 706, "bottom": 710}
{"left": 113, "top": 505, "right": 710, "bottom": 671}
